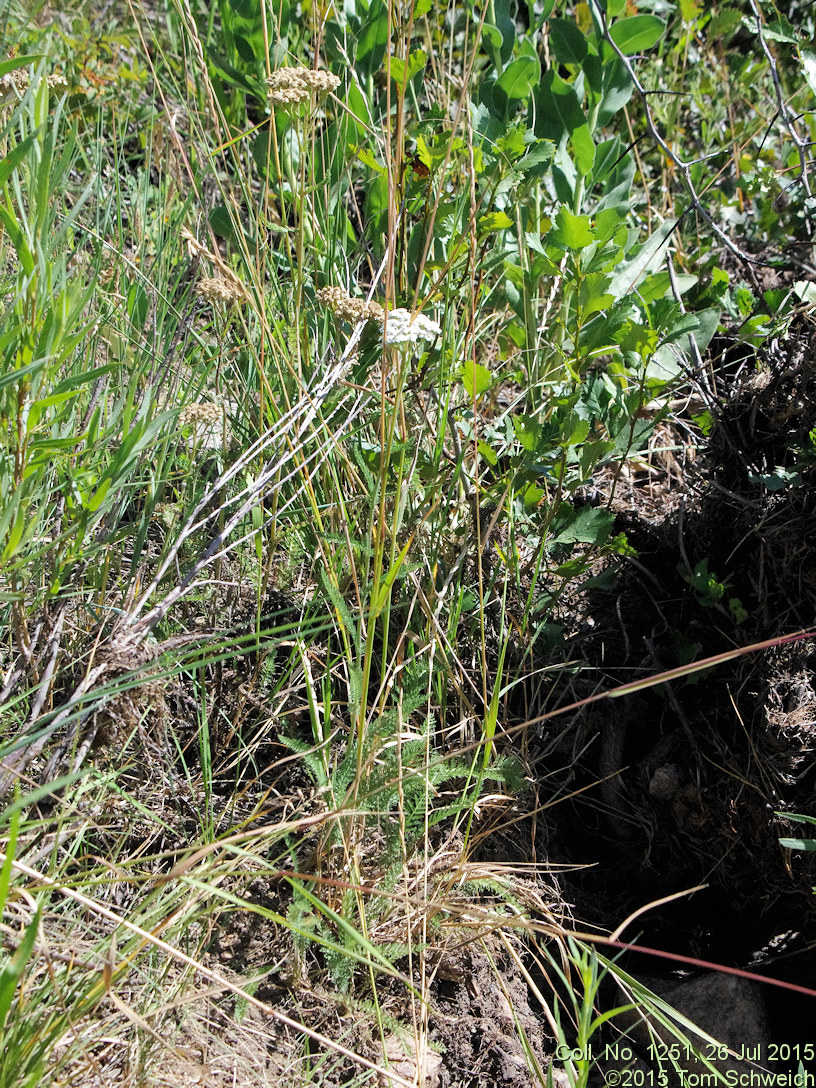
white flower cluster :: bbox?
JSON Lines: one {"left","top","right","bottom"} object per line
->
{"left": 266, "top": 68, "right": 340, "bottom": 107}
{"left": 382, "top": 308, "right": 441, "bottom": 346}
{"left": 0, "top": 70, "right": 66, "bottom": 106}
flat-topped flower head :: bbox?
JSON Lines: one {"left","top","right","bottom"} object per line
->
{"left": 196, "top": 276, "right": 246, "bottom": 306}
{"left": 382, "top": 308, "right": 441, "bottom": 346}
{"left": 0, "top": 68, "right": 27, "bottom": 106}
{"left": 179, "top": 401, "right": 224, "bottom": 427}
{"left": 266, "top": 68, "right": 340, "bottom": 108}
{"left": 317, "top": 285, "right": 384, "bottom": 324}
{"left": 0, "top": 69, "right": 68, "bottom": 106}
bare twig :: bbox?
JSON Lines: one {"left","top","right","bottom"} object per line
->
{"left": 0, "top": 661, "right": 109, "bottom": 797}
{"left": 748, "top": 0, "right": 813, "bottom": 233}
{"left": 25, "top": 608, "right": 64, "bottom": 725}
{"left": 0, "top": 618, "right": 43, "bottom": 707}
{"left": 589, "top": 0, "right": 760, "bottom": 265}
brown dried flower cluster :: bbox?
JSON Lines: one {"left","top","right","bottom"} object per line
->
{"left": 0, "top": 70, "right": 68, "bottom": 106}
{"left": 179, "top": 401, "right": 224, "bottom": 427}
{"left": 317, "top": 285, "right": 384, "bottom": 324}
{"left": 195, "top": 276, "right": 245, "bottom": 306}
{"left": 266, "top": 67, "right": 340, "bottom": 107}
{"left": 0, "top": 69, "right": 26, "bottom": 106}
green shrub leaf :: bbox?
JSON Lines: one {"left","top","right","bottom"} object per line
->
{"left": 609, "top": 15, "right": 666, "bottom": 55}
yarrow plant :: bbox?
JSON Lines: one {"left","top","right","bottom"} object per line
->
{"left": 178, "top": 401, "right": 224, "bottom": 427}
{"left": 382, "top": 308, "right": 441, "bottom": 346}
{"left": 317, "top": 285, "right": 385, "bottom": 324}
{"left": 0, "top": 69, "right": 66, "bottom": 106}
{"left": 265, "top": 67, "right": 340, "bottom": 108}
{"left": 195, "top": 275, "right": 246, "bottom": 305}
{"left": 1, "top": 2, "right": 812, "bottom": 1084}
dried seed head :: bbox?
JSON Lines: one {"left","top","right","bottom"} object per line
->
{"left": 382, "top": 308, "right": 441, "bottom": 346}
{"left": 179, "top": 401, "right": 224, "bottom": 427}
{"left": 267, "top": 84, "right": 310, "bottom": 106}
{"left": 195, "top": 275, "right": 246, "bottom": 305}
{"left": 317, "top": 285, "right": 384, "bottom": 324}
{"left": 0, "top": 69, "right": 28, "bottom": 105}
{"left": 266, "top": 67, "right": 340, "bottom": 107}
{"left": 0, "top": 69, "right": 68, "bottom": 106}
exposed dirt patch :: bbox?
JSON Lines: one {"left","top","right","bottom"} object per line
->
{"left": 536, "top": 319, "right": 816, "bottom": 1058}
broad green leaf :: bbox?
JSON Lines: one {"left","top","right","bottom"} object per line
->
{"left": 491, "top": 0, "right": 517, "bottom": 67}
{"left": 518, "top": 141, "right": 555, "bottom": 177}
{"left": 551, "top": 505, "right": 615, "bottom": 546}
{"left": 525, "top": 230, "right": 547, "bottom": 255}
{"left": 801, "top": 50, "right": 816, "bottom": 98}
{"left": 494, "top": 55, "right": 540, "bottom": 106}
{"left": 513, "top": 415, "right": 539, "bottom": 451}
{"left": 353, "top": 145, "right": 384, "bottom": 173}
{"left": 522, "top": 480, "right": 545, "bottom": 509}
{"left": 549, "top": 207, "right": 595, "bottom": 250}
{"left": 563, "top": 416, "right": 590, "bottom": 446}
{"left": 579, "top": 273, "right": 614, "bottom": 316}
{"left": 620, "top": 323, "right": 660, "bottom": 359}
{"left": 357, "top": 0, "right": 389, "bottom": 69}
{"left": 209, "top": 204, "right": 239, "bottom": 242}
{"left": 461, "top": 359, "right": 491, "bottom": 397}
{"left": 495, "top": 123, "right": 528, "bottom": 159}
{"left": 582, "top": 50, "right": 602, "bottom": 94}
{"left": 779, "top": 837, "right": 816, "bottom": 852}
{"left": 478, "top": 210, "right": 513, "bottom": 232}
{"left": 598, "top": 56, "right": 634, "bottom": 126}
{"left": 535, "top": 69, "right": 585, "bottom": 142}
{"left": 760, "top": 17, "right": 799, "bottom": 44}
{"left": 389, "top": 50, "right": 426, "bottom": 85}
{"left": 607, "top": 219, "right": 677, "bottom": 298}
{"left": 609, "top": 15, "right": 666, "bottom": 54}
{"left": 478, "top": 439, "right": 497, "bottom": 466}
{"left": 570, "top": 123, "right": 596, "bottom": 176}
{"left": 549, "top": 18, "right": 588, "bottom": 64}
{"left": 234, "top": 33, "right": 258, "bottom": 64}
{"left": 206, "top": 46, "right": 263, "bottom": 96}
{"left": 593, "top": 206, "right": 627, "bottom": 245}
{"left": 481, "top": 24, "right": 504, "bottom": 73}
{"left": 679, "top": 0, "right": 701, "bottom": 21}
{"left": 346, "top": 81, "right": 371, "bottom": 135}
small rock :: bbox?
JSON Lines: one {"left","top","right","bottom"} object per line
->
{"left": 379, "top": 1033, "right": 443, "bottom": 1088}
{"left": 649, "top": 764, "right": 682, "bottom": 801}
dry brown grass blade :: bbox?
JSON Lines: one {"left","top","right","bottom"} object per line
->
{"left": 1, "top": 851, "right": 417, "bottom": 1087}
